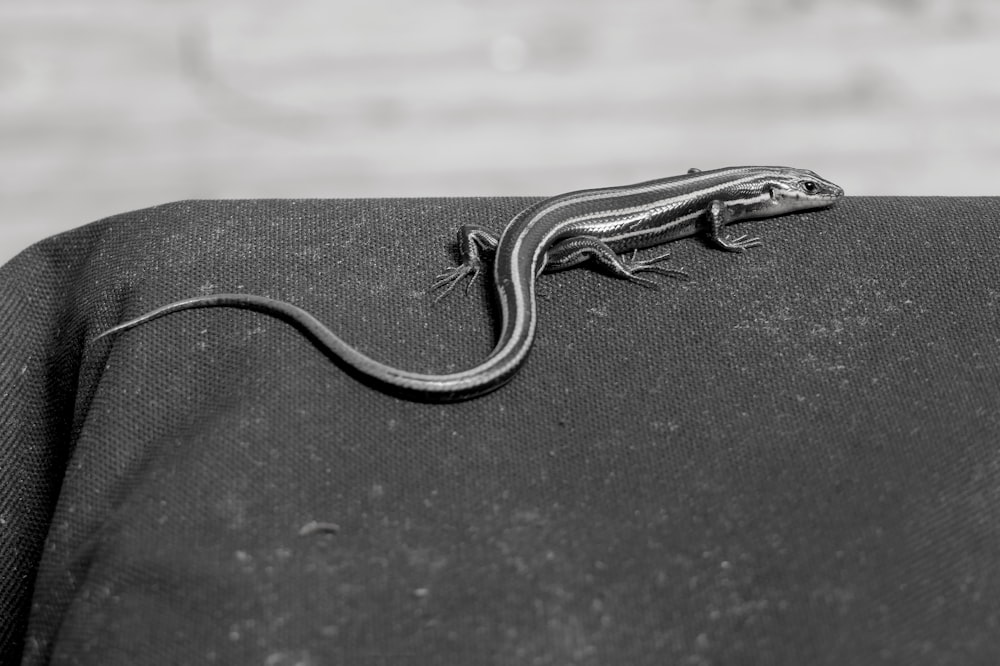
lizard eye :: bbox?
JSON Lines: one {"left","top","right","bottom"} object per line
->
{"left": 801, "top": 180, "right": 818, "bottom": 194}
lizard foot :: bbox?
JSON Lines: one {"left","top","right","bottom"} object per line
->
{"left": 431, "top": 259, "right": 484, "bottom": 303}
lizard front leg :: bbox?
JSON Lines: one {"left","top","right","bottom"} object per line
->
{"left": 705, "top": 200, "right": 763, "bottom": 252}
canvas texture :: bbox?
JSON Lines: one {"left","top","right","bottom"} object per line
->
{"left": 1, "top": 196, "right": 999, "bottom": 665}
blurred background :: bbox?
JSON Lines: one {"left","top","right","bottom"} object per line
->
{"left": 2, "top": 0, "right": 998, "bottom": 266}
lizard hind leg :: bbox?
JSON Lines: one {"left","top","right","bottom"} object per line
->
{"left": 546, "top": 236, "right": 689, "bottom": 289}
{"left": 431, "top": 224, "right": 499, "bottom": 302}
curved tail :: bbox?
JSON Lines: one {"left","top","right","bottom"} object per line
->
{"left": 93, "top": 294, "right": 524, "bottom": 402}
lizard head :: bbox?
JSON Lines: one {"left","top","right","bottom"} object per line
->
{"left": 761, "top": 167, "right": 844, "bottom": 215}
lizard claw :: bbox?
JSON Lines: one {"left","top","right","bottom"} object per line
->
{"left": 431, "top": 260, "right": 483, "bottom": 303}
{"left": 623, "top": 249, "right": 690, "bottom": 282}
{"left": 719, "top": 234, "right": 762, "bottom": 252}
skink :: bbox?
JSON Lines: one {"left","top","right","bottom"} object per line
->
{"left": 96, "top": 166, "right": 843, "bottom": 401}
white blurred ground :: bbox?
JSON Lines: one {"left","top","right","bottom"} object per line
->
{"left": 2, "top": 0, "right": 998, "bottom": 265}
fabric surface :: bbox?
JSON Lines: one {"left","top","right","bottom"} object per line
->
{"left": 1, "top": 195, "right": 999, "bottom": 665}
